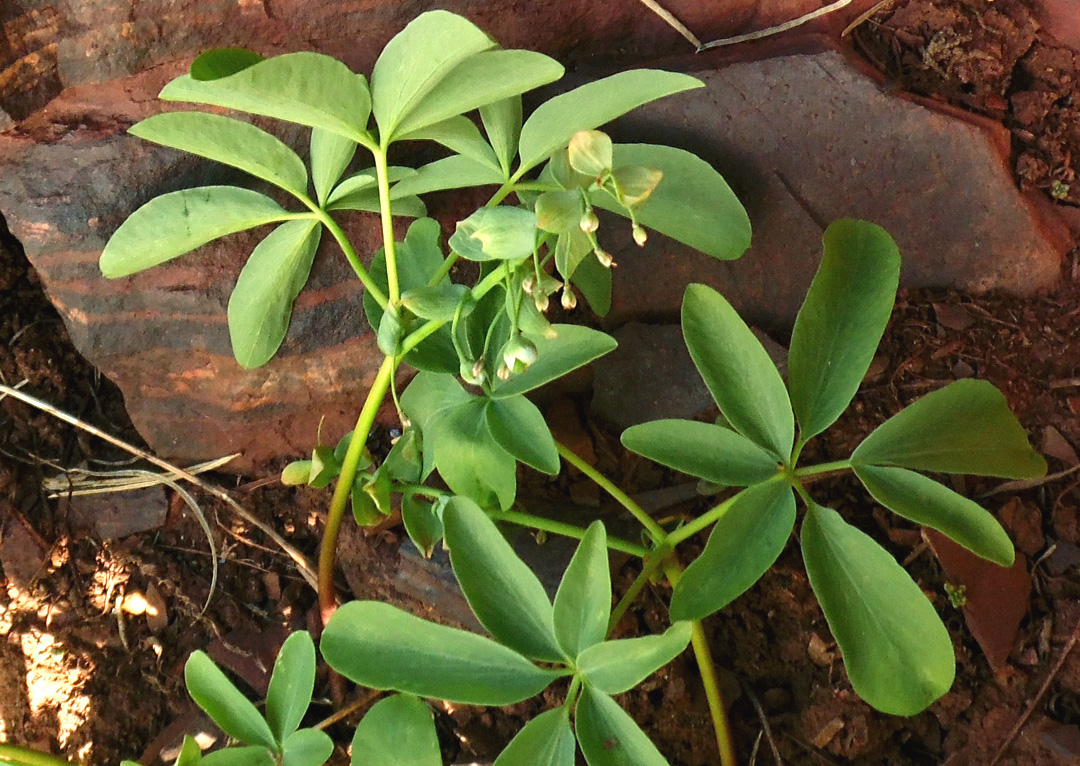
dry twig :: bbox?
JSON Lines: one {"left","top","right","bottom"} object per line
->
{"left": 989, "top": 612, "right": 1080, "bottom": 765}
{"left": 0, "top": 382, "right": 318, "bottom": 594}
{"left": 698, "top": 0, "right": 854, "bottom": 51}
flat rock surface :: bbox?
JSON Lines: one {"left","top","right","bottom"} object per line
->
{"left": 591, "top": 322, "right": 788, "bottom": 430}
{"left": 0, "top": 22, "right": 1069, "bottom": 466}
{"left": 604, "top": 47, "right": 1068, "bottom": 331}
{"left": 0, "top": 0, "right": 880, "bottom": 128}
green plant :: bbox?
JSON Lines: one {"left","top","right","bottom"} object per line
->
{"left": 621, "top": 219, "right": 1045, "bottom": 716}
{"left": 99, "top": 10, "right": 1045, "bottom": 765}
{"left": 120, "top": 632, "right": 332, "bottom": 766}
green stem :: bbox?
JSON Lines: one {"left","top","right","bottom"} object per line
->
{"left": 607, "top": 544, "right": 672, "bottom": 633}
{"left": 319, "top": 355, "right": 395, "bottom": 624}
{"left": 297, "top": 196, "right": 388, "bottom": 309}
{"left": 563, "top": 675, "right": 582, "bottom": 712}
{"left": 662, "top": 563, "right": 736, "bottom": 766}
{"left": 373, "top": 150, "right": 401, "bottom": 303}
{"left": 428, "top": 252, "right": 459, "bottom": 287}
{"left": 554, "top": 441, "right": 667, "bottom": 544}
{"left": 494, "top": 509, "right": 649, "bottom": 557}
{"left": 795, "top": 459, "right": 852, "bottom": 478}
{"left": 0, "top": 745, "right": 74, "bottom": 766}
{"left": 665, "top": 472, "right": 790, "bottom": 547}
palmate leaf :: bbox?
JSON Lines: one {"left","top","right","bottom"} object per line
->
{"left": 281, "top": 729, "right": 333, "bottom": 766}
{"left": 184, "top": 651, "right": 276, "bottom": 751}
{"left": 390, "top": 155, "right": 506, "bottom": 199}
{"left": 398, "top": 115, "right": 502, "bottom": 171}
{"left": 264, "top": 632, "right": 316, "bottom": 746}
{"left": 394, "top": 49, "right": 564, "bottom": 138}
{"left": 517, "top": 69, "right": 703, "bottom": 174}
{"left": 494, "top": 707, "right": 575, "bottom": 766}
{"left": 481, "top": 96, "right": 523, "bottom": 177}
{"left": 621, "top": 419, "right": 781, "bottom": 487}
{"left": 577, "top": 623, "right": 692, "bottom": 694}
{"left": 591, "top": 144, "right": 751, "bottom": 261}
{"left": 485, "top": 395, "right": 560, "bottom": 475}
{"left": 350, "top": 694, "right": 441, "bottom": 766}
{"left": 228, "top": 219, "right": 322, "bottom": 369}
{"left": 427, "top": 399, "right": 517, "bottom": 510}
{"left": 130, "top": 112, "right": 308, "bottom": 197}
{"left": 851, "top": 379, "right": 1047, "bottom": 478}
{"left": 444, "top": 496, "right": 563, "bottom": 662}
{"left": 669, "top": 481, "right": 796, "bottom": 621}
{"left": 576, "top": 685, "right": 671, "bottom": 766}
{"left": 100, "top": 186, "right": 289, "bottom": 277}
{"left": 371, "top": 11, "right": 495, "bottom": 141}
{"left": 321, "top": 601, "right": 566, "bottom": 705}
{"left": 788, "top": 220, "right": 900, "bottom": 439}
{"left": 801, "top": 502, "right": 955, "bottom": 715}
{"left": 161, "top": 52, "right": 373, "bottom": 145}
{"left": 553, "top": 521, "right": 611, "bottom": 658}
{"left": 682, "top": 284, "right": 794, "bottom": 459}
{"left": 854, "top": 464, "right": 1014, "bottom": 565}
{"left": 310, "top": 128, "right": 357, "bottom": 206}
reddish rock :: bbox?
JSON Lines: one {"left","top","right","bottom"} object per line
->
{"left": 0, "top": 4, "right": 1068, "bottom": 469}
{"left": 0, "top": 0, "right": 879, "bottom": 129}
{"left": 604, "top": 47, "right": 1068, "bottom": 330}
{"left": 1033, "top": 0, "right": 1080, "bottom": 52}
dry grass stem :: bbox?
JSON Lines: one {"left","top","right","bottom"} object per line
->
{"left": 698, "top": 0, "right": 853, "bottom": 51}
{"left": 636, "top": 0, "right": 702, "bottom": 48}
{"left": 0, "top": 382, "right": 318, "bottom": 594}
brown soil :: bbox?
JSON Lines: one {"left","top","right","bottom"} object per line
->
{"left": 2, "top": 1, "right": 1080, "bottom": 765}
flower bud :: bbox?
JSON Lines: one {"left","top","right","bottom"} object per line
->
{"left": 579, "top": 209, "right": 599, "bottom": 234}
{"left": 595, "top": 248, "right": 614, "bottom": 268}
{"left": 497, "top": 362, "right": 512, "bottom": 381}
{"left": 460, "top": 357, "right": 486, "bottom": 386}
{"left": 632, "top": 223, "right": 648, "bottom": 247}
{"left": 522, "top": 274, "right": 537, "bottom": 295}
{"left": 502, "top": 335, "right": 539, "bottom": 374}
{"left": 561, "top": 287, "right": 577, "bottom": 310}
{"left": 534, "top": 291, "right": 550, "bottom": 313}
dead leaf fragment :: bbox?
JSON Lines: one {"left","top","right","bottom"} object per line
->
{"left": 145, "top": 582, "right": 168, "bottom": 632}
{"left": 1041, "top": 425, "right": 1079, "bottom": 466}
{"left": 808, "top": 633, "right": 837, "bottom": 666}
{"left": 924, "top": 529, "right": 1031, "bottom": 674}
{"left": 811, "top": 717, "right": 846, "bottom": 748}
{"left": 934, "top": 302, "right": 975, "bottom": 331}
{"left": 997, "top": 497, "right": 1045, "bottom": 557}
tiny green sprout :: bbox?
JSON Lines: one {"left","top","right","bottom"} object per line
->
{"left": 1051, "top": 180, "right": 1070, "bottom": 200}
{"left": 945, "top": 582, "right": 968, "bottom": 608}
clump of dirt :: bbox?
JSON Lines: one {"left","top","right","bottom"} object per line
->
{"left": 854, "top": 0, "right": 1080, "bottom": 205}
